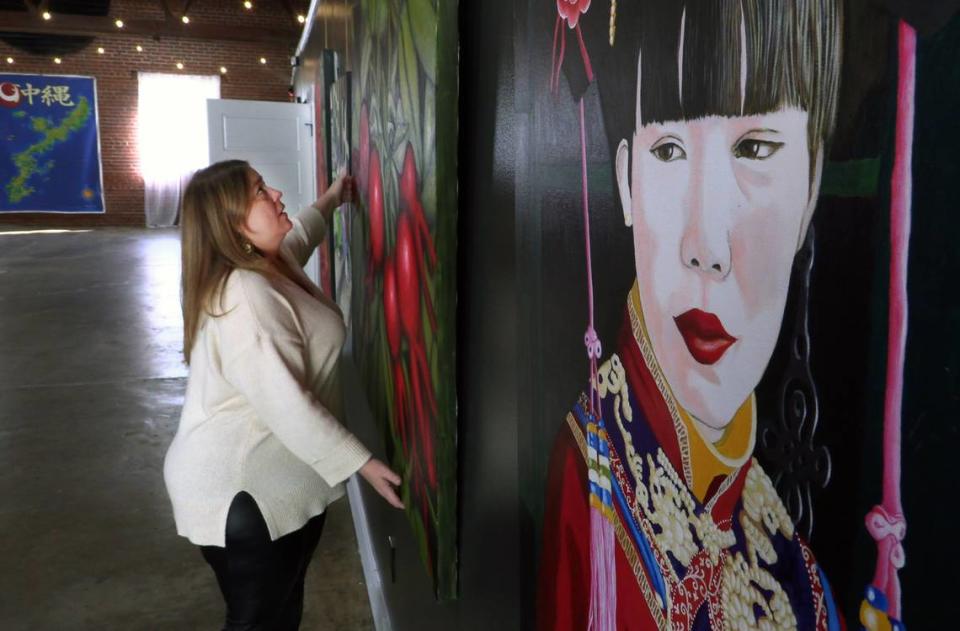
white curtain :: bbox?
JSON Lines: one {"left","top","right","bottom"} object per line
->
{"left": 137, "top": 73, "right": 220, "bottom": 227}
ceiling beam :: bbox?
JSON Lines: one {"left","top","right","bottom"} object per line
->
{"left": 0, "top": 11, "right": 299, "bottom": 44}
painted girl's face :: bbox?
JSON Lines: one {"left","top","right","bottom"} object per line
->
{"left": 616, "top": 107, "right": 817, "bottom": 432}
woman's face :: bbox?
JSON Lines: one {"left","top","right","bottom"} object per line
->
{"left": 241, "top": 169, "right": 292, "bottom": 255}
{"left": 617, "top": 107, "right": 817, "bottom": 432}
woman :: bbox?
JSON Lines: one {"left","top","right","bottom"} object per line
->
{"left": 163, "top": 160, "right": 403, "bottom": 630}
{"left": 538, "top": 1, "right": 845, "bottom": 629}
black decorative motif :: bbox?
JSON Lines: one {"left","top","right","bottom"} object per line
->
{"left": 759, "top": 226, "right": 832, "bottom": 541}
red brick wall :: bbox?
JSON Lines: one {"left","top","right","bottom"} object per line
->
{"left": 0, "top": 0, "right": 307, "bottom": 227}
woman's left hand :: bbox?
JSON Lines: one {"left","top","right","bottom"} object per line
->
{"left": 312, "top": 174, "right": 356, "bottom": 222}
{"left": 359, "top": 458, "right": 405, "bottom": 509}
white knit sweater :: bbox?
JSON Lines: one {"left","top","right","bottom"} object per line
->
{"left": 163, "top": 205, "right": 371, "bottom": 547}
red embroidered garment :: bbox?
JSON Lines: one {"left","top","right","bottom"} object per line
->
{"left": 536, "top": 299, "right": 844, "bottom": 631}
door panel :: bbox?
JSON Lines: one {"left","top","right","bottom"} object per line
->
{"left": 207, "top": 99, "right": 320, "bottom": 283}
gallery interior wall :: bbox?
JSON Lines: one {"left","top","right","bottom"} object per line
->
{"left": 0, "top": 0, "right": 299, "bottom": 227}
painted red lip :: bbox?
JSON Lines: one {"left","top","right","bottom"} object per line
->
{"left": 673, "top": 309, "right": 737, "bottom": 365}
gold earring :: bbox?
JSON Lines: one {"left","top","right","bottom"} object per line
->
{"left": 243, "top": 241, "right": 254, "bottom": 255}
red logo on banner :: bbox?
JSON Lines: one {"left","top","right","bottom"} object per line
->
{"left": 0, "top": 82, "right": 21, "bottom": 108}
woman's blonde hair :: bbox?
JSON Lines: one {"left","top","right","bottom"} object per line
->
{"left": 180, "top": 160, "right": 269, "bottom": 364}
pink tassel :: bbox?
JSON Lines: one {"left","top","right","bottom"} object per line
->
{"left": 589, "top": 506, "right": 602, "bottom": 628}
{"left": 602, "top": 513, "right": 617, "bottom": 629}
{"left": 588, "top": 503, "right": 617, "bottom": 630}
{"left": 575, "top": 24, "right": 595, "bottom": 83}
{"left": 588, "top": 507, "right": 604, "bottom": 629}
{"left": 864, "top": 19, "right": 914, "bottom": 624}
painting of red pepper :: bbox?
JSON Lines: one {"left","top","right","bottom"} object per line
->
{"left": 350, "top": 0, "right": 458, "bottom": 598}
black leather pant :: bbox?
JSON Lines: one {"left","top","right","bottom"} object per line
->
{"left": 200, "top": 492, "right": 326, "bottom": 631}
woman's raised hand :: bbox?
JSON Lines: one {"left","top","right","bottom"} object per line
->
{"left": 358, "top": 458, "right": 404, "bottom": 509}
{"left": 312, "top": 173, "right": 357, "bottom": 222}
{"left": 329, "top": 173, "right": 356, "bottom": 207}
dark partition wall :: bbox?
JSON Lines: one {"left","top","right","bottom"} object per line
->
{"left": 297, "top": 1, "right": 960, "bottom": 628}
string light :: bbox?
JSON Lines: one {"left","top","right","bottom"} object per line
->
{"left": 136, "top": 45, "right": 143, "bottom": 52}
{"left": 243, "top": 1, "right": 253, "bottom": 10}
{"left": 42, "top": 11, "right": 52, "bottom": 20}
{"left": 53, "top": 57, "right": 62, "bottom": 64}
{"left": 297, "top": 14, "right": 305, "bottom": 24}
{"left": 176, "top": 62, "right": 184, "bottom": 70}
{"left": 220, "top": 66, "right": 228, "bottom": 74}
{"left": 97, "top": 47, "right": 104, "bottom": 54}
{"left": 115, "top": 19, "right": 124, "bottom": 28}
{"left": 259, "top": 57, "right": 266, "bottom": 64}
{"left": 6, "top": 57, "right": 13, "bottom": 64}
{"left": 181, "top": 15, "right": 190, "bottom": 24}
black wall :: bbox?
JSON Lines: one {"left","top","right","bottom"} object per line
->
{"left": 327, "top": 2, "right": 960, "bottom": 628}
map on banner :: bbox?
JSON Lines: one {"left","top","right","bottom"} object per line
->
{"left": 0, "top": 74, "right": 105, "bottom": 213}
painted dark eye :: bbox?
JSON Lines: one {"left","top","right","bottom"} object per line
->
{"left": 650, "top": 141, "right": 686, "bottom": 162}
{"left": 734, "top": 139, "right": 784, "bottom": 160}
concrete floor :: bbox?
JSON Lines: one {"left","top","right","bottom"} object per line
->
{"left": 0, "top": 227, "right": 374, "bottom": 630}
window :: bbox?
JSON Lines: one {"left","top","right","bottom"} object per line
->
{"left": 137, "top": 72, "right": 220, "bottom": 227}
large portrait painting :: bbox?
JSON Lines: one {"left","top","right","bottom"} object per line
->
{"left": 532, "top": 0, "right": 960, "bottom": 629}
{"left": 349, "top": 0, "right": 458, "bottom": 598}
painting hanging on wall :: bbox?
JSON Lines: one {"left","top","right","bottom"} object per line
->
{"left": 529, "top": 0, "right": 960, "bottom": 629}
{"left": 329, "top": 71, "right": 353, "bottom": 321}
{"left": 0, "top": 73, "right": 104, "bottom": 213}
{"left": 313, "top": 50, "right": 338, "bottom": 298}
{"left": 349, "top": 0, "right": 459, "bottom": 598}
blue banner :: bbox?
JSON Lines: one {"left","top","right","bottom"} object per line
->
{"left": 0, "top": 74, "right": 105, "bottom": 213}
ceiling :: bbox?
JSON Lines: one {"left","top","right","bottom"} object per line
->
{"left": 0, "top": 0, "right": 304, "bottom": 56}
{"left": 0, "top": 0, "right": 110, "bottom": 55}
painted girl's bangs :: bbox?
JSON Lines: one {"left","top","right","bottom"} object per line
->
{"left": 636, "top": 0, "right": 839, "bottom": 144}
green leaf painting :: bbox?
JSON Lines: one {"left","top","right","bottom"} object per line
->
{"left": 345, "top": 0, "right": 458, "bottom": 599}
{"left": 408, "top": 0, "right": 438, "bottom": 83}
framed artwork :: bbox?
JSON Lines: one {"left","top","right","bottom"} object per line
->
{"left": 350, "top": 0, "right": 458, "bottom": 599}
{"left": 1, "top": 73, "right": 104, "bottom": 213}
{"left": 329, "top": 71, "right": 353, "bottom": 321}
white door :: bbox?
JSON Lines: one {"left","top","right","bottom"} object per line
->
{"left": 206, "top": 99, "right": 320, "bottom": 284}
